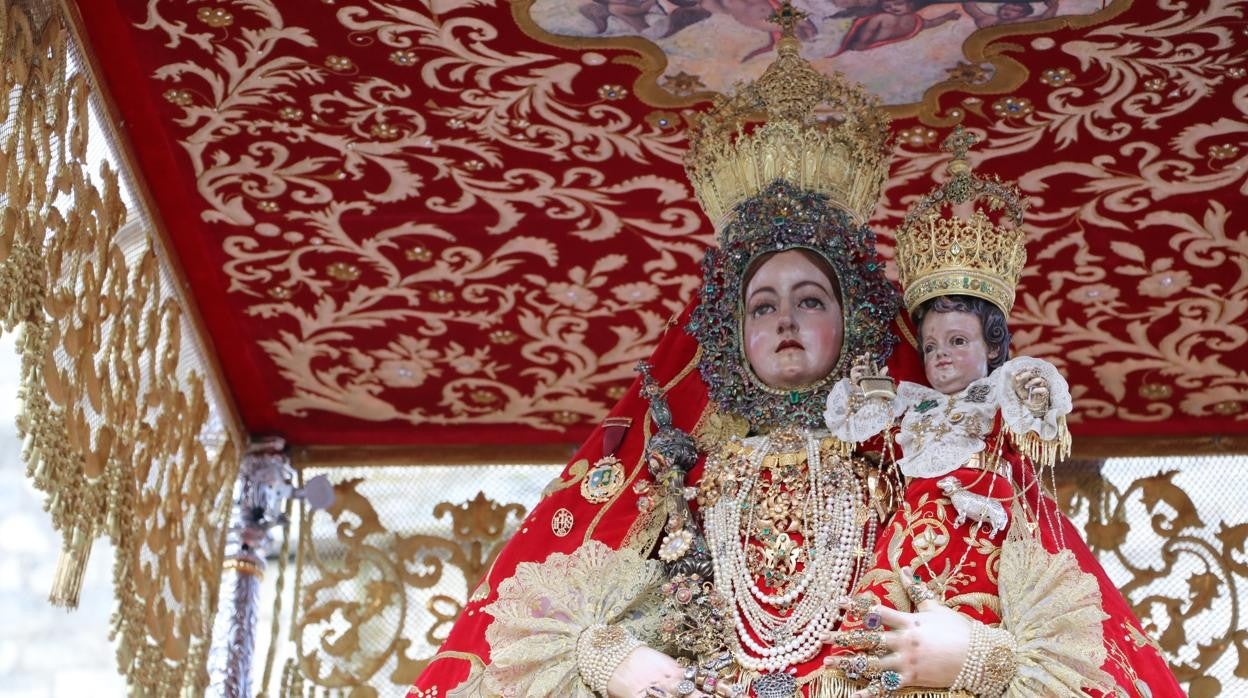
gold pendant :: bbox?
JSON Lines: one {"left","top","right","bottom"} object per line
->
{"left": 581, "top": 455, "right": 626, "bottom": 503}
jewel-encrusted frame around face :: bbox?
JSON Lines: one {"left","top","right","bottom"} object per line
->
{"left": 687, "top": 180, "right": 900, "bottom": 432}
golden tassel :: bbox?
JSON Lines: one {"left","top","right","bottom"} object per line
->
{"left": 1006, "top": 414, "right": 1071, "bottom": 470}
{"left": 49, "top": 524, "right": 94, "bottom": 608}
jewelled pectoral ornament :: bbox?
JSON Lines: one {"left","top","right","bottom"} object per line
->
{"left": 582, "top": 455, "right": 626, "bottom": 503}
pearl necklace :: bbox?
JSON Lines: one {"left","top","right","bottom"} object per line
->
{"left": 704, "top": 430, "right": 868, "bottom": 673}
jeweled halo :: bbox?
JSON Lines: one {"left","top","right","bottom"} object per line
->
{"left": 687, "top": 180, "right": 898, "bottom": 433}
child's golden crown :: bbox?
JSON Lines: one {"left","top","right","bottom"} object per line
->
{"left": 894, "top": 127, "right": 1028, "bottom": 315}
{"left": 683, "top": 3, "right": 892, "bottom": 234}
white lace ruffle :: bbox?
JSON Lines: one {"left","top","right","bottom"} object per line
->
{"left": 894, "top": 381, "right": 994, "bottom": 479}
{"left": 823, "top": 378, "right": 898, "bottom": 443}
{"left": 995, "top": 357, "right": 1072, "bottom": 441}
{"left": 483, "top": 540, "right": 664, "bottom": 696}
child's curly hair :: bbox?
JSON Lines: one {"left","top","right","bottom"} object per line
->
{"left": 912, "top": 295, "right": 1011, "bottom": 373}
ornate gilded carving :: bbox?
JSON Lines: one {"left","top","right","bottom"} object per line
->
{"left": 286, "top": 473, "right": 530, "bottom": 694}
{"left": 1, "top": 3, "right": 240, "bottom": 695}
{"left": 276, "top": 461, "right": 1246, "bottom": 696}
{"left": 1057, "top": 459, "right": 1247, "bottom": 697}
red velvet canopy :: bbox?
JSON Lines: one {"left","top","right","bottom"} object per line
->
{"left": 67, "top": 0, "right": 1247, "bottom": 454}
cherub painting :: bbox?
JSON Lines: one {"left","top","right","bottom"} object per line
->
{"left": 527, "top": 0, "right": 1091, "bottom": 103}
{"left": 826, "top": 0, "right": 962, "bottom": 55}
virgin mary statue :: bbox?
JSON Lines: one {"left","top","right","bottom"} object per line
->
{"left": 407, "top": 9, "right": 1181, "bottom": 698}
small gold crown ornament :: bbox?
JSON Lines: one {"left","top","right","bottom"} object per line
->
{"left": 894, "top": 127, "right": 1028, "bottom": 315}
{"left": 682, "top": 2, "right": 892, "bottom": 233}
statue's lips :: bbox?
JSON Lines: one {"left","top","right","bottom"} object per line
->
{"left": 776, "top": 339, "right": 804, "bottom": 352}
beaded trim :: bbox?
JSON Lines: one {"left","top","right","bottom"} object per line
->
{"left": 687, "top": 180, "right": 900, "bottom": 432}
{"left": 576, "top": 624, "right": 643, "bottom": 695}
{"left": 950, "top": 621, "right": 1016, "bottom": 697}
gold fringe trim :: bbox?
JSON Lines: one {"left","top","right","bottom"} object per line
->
{"left": 3, "top": 5, "right": 241, "bottom": 695}
{"left": 800, "top": 671, "right": 972, "bottom": 698}
{"left": 1006, "top": 415, "right": 1071, "bottom": 470}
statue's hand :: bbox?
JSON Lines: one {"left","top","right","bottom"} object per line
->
{"left": 850, "top": 353, "right": 890, "bottom": 388}
{"left": 849, "top": 353, "right": 874, "bottom": 386}
{"left": 1010, "top": 370, "right": 1051, "bottom": 416}
{"left": 608, "top": 645, "right": 737, "bottom": 697}
{"left": 825, "top": 568, "right": 972, "bottom": 696}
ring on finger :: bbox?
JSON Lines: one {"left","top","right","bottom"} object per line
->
{"left": 905, "top": 577, "right": 937, "bottom": 605}
{"left": 850, "top": 594, "right": 874, "bottom": 619}
{"left": 857, "top": 630, "right": 885, "bottom": 653}
{"left": 675, "top": 678, "right": 697, "bottom": 696}
{"left": 838, "top": 653, "right": 871, "bottom": 680}
{"left": 865, "top": 669, "right": 903, "bottom": 696}
{"left": 645, "top": 686, "right": 669, "bottom": 698}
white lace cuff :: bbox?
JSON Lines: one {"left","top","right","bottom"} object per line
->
{"left": 824, "top": 377, "right": 896, "bottom": 443}
{"left": 998, "top": 516, "right": 1115, "bottom": 697}
{"left": 996, "top": 357, "right": 1071, "bottom": 441}
{"left": 484, "top": 540, "right": 664, "bottom": 696}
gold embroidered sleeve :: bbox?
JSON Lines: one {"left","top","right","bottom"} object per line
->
{"left": 997, "top": 519, "right": 1115, "bottom": 698}
{"left": 483, "top": 540, "right": 665, "bottom": 696}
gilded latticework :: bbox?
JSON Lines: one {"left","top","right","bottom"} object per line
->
{"left": 272, "top": 465, "right": 557, "bottom": 697}
{"left": 1058, "top": 456, "right": 1248, "bottom": 698}
{"left": 0, "top": 2, "right": 241, "bottom": 694}
{"left": 269, "top": 458, "right": 1246, "bottom": 696}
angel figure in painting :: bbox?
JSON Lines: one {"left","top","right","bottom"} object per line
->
{"left": 962, "top": 0, "right": 1058, "bottom": 28}
{"left": 407, "top": 7, "right": 1182, "bottom": 698}
{"left": 828, "top": 0, "right": 961, "bottom": 55}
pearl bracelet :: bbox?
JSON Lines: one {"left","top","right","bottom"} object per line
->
{"left": 576, "top": 624, "right": 643, "bottom": 695}
{"left": 951, "top": 621, "right": 1017, "bottom": 697}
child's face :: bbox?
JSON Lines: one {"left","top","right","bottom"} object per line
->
{"left": 919, "top": 310, "right": 994, "bottom": 394}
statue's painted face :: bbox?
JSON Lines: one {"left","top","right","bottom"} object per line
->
{"left": 743, "top": 250, "right": 844, "bottom": 390}
{"left": 919, "top": 309, "right": 996, "bottom": 394}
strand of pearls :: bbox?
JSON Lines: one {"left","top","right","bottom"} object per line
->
{"left": 704, "top": 431, "right": 866, "bottom": 673}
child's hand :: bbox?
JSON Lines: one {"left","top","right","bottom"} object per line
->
{"left": 850, "top": 353, "right": 889, "bottom": 384}
{"left": 849, "top": 353, "right": 873, "bottom": 385}
{"left": 1011, "top": 370, "right": 1050, "bottom": 415}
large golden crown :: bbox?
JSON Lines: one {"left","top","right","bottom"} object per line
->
{"left": 683, "top": 4, "right": 891, "bottom": 232}
{"left": 894, "top": 127, "right": 1028, "bottom": 315}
